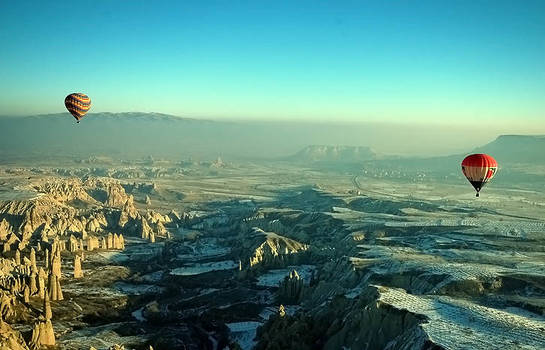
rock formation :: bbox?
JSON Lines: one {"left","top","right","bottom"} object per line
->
{"left": 14, "top": 249, "right": 20, "bottom": 266}
{"left": 29, "top": 317, "right": 55, "bottom": 348}
{"left": 278, "top": 270, "right": 304, "bottom": 304}
{"left": 139, "top": 217, "right": 152, "bottom": 240}
{"left": 246, "top": 228, "right": 308, "bottom": 268}
{"left": 0, "top": 320, "right": 29, "bottom": 350}
{"left": 279, "top": 304, "right": 286, "bottom": 317}
{"left": 0, "top": 218, "right": 12, "bottom": 240}
{"left": 87, "top": 236, "right": 99, "bottom": 251}
{"left": 73, "top": 255, "right": 83, "bottom": 279}
{"left": 37, "top": 268, "right": 46, "bottom": 299}
{"left": 47, "top": 273, "right": 63, "bottom": 301}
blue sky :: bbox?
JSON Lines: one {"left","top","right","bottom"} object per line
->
{"left": 1, "top": 0, "right": 544, "bottom": 128}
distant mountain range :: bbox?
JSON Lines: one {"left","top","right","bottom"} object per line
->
{"left": 0, "top": 113, "right": 543, "bottom": 166}
{"left": 473, "top": 135, "right": 545, "bottom": 164}
{"left": 0, "top": 112, "right": 389, "bottom": 161}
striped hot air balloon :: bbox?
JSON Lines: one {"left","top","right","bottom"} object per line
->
{"left": 64, "top": 93, "right": 91, "bottom": 123}
{"left": 461, "top": 154, "right": 498, "bottom": 197}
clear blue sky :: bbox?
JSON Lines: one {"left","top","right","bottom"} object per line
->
{"left": 1, "top": 0, "right": 544, "bottom": 128}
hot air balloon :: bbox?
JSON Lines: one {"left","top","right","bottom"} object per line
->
{"left": 64, "top": 93, "right": 91, "bottom": 123}
{"left": 461, "top": 154, "right": 497, "bottom": 197}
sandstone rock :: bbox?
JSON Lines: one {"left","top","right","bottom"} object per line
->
{"left": 14, "top": 249, "right": 20, "bottom": 266}
{"left": 247, "top": 228, "right": 308, "bottom": 268}
{"left": 44, "top": 249, "right": 49, "bottom": 270}
{"left": 105, "top": 183, "right": 129, "bottom": 207}
{"left": 0, "top": 292, "right": 16, "bottom": 320}
{"left": 43, "top": 292, "right": 52, "bottom": 320}
{"left": 107, "top": 233, "right": 114, "bottom": 249}
{"left": 139, "top": 217, "right": 152, "bottom": 240}
{"left": 278, "top": 269, "right": 304, "bottom": 304}
{"left": 87, "top": 236, "right": 99, "bottom": 251}
{"left": 37, "top": 268, "right": 46, "bottom": 299}
{"left": 73, "top": 255, "right": 83, "bottom": 279}
{"left": 69, "top": 235, "right": 79, "bottom": 252}
{"left": 49, "top": 241, "right": 62, "bottom": 279}
{"left": 29, "top": 274, "right": 37, "bottom": 296}
{"left": 168, "top": 210, "right": 181, "bottom": 222}
{"left": 23, "top": 285, "right": 30, "bottom": 303}
{"left": 0, "top": 319, "right": 29, "bottom": 350}
{"left": 47, "top": 273, "right": 63, "bottom": 301}
{"left": 279, "top": 304, "right": 286, "bottom": 317}
{"left": 29, "top": 318, "right": 55, "bottom": 349}
{"left": 29, "top": 248, "right": 37, "bottom": 275}
{"left": 0, "top": 218, "right": 13, "bottom": 241}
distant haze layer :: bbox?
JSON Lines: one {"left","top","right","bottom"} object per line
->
{"left": 0, "top": 113, "right": 535, "bottom": 160}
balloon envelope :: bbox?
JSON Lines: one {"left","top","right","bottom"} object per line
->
{"left": 65, "top": 93, "right": 91, "bottom": 121}
{"left": 461, "top": 153, "right": 497, "bottom": 196}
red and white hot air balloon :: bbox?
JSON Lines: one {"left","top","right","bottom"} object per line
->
{"left": 461, "top": 154, "right": 498, "bottom": 197}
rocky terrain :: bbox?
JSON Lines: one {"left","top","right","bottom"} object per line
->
{"left": 0, "top": 151, "right": 543, "bottom": 349}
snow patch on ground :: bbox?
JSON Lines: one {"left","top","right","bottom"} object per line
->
{"left": 113, "top": 282, "right": 165, "bottom": 295}
{"left": 170, "top": 260, "right": 238, "bottom": 276}
{"left": 131, "top": 307, "right": 146, "bottom": 322}
{"left": 256, "top": 265, "right": 316, "bottom": 287}
{"left": 378, "top": 286, "right": 545, "bottom": 350}
{"left": 226, "top": 321, "right": 263, "bottom": 350}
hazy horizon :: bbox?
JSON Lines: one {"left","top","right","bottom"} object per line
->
{"left": 1, "top": 111, "right": 541, "bottom": 158}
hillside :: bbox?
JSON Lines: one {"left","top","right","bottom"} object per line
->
{"left": 473, "top": 135, "right": 545, "bottom": 164}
